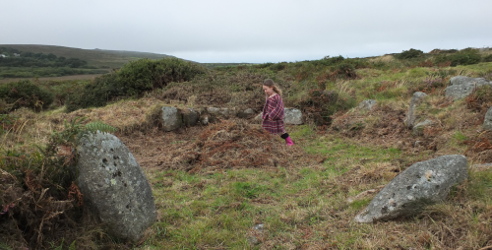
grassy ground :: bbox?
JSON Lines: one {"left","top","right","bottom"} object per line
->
{"left": 126, "top": 123, "right": 491, "bottom": 249}
{"left": 2, "top": 51, "right": 492, "bottom": 249}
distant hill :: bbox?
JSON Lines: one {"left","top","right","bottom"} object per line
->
{"left": 0, "top": 44, "right": 175, "bottom": 69}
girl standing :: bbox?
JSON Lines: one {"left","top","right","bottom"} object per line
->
{"left": 262, "top": 79, "right": 294, "bottom": 146}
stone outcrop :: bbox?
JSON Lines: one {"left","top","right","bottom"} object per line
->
{"left": 237, "top": 108, "right": 256, "bottom": 119}
{"left": 405, "top": 92, "right": 427, "bottom": 129}
{"left": 76, "top": 132, "right": 157, "bottom": 242}
{"left": 355, "top": 155, "right": 468, "bottom": 223}
{"left": 445, "top": 76, "right": 491, "bottom": 100}
{"left": 358, "top": 99, "right": 377, "bottom": 111}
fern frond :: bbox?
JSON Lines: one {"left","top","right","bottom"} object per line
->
{"left": 84, "top": 122, "right": 117, "bottom": 133}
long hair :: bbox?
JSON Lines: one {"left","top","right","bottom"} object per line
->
{"left": 263, "top": 79, "right": 283, "bottom": 96}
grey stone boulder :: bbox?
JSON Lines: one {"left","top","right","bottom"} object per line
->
{"left": 161, "top": 106, "right": 182, "bottom": 131}
{"left": 355, "top": 154, "right": 467, "bottom": 223}
{"left": 358, "top": 99, "right": 377, "bottom": 111}
{"left": 76, "top": 132, "right": 157, "bottom": 242}
{"left": 445, "top": 76, "right": 491, "bottom": 100}
{"left": 207, "top": 107, "right": 237, "bottom": 118}
{"left": 237, "top": 108, "right": 256, "bottom": 119}
{"left": 405, "top": 92, "right": 427, "bottom": 129}
{"left": 412, "top": 119, "right": 433, "bottom": 136}
{"left": 484, "top": 107, "right": 492, "bottom": 130}
{"left": 284, "top": 108, "right": 303, "bottom": 125}
{"left": 182, "top": 108, "right": 199, "bottom": 127}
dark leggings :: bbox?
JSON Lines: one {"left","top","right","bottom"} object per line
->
{"left": 280, "top": 133, "right": 289, "bottom": 139}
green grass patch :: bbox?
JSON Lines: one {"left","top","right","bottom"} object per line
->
{"left": 467, "top": 170, "right": 492, "bottom": 201}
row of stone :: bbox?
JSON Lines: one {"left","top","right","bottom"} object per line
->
{"left": 161, "top": 106, "right": 303, "bottom": 131}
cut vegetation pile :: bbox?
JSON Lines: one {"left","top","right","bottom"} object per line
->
{"left": 164, "top": 120, "right": 307, "bottom": 172}
{"left": 118, "top": 120, "right": 311, "bottom": 175}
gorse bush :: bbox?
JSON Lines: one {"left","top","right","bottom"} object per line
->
{"left": 66, "top": 58, "right": 207, "bottom": 111}
{"left": 0, "top": 80, "right": 53, "bottom": 112}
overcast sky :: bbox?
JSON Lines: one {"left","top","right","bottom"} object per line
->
{"left": 1, "top": 0, "right": 491, "bottom": 63}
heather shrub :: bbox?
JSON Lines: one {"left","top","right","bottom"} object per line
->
{"left": 0, "top": 80, "right": 53, "bottom": 112}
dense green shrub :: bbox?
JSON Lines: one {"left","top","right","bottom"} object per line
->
{"left": 435, "top": 48, "right": 482, "bottom": 66}
{"left": 65, "top": 58, "right": 206, "bottom": 111}
{"left": 0, "top": 80, "right": 53, "bottom": 112}
{"left": 65, "top": 73, "right": 119, "bottom": 112}
{"left": 334, "top": 62, "right": 357, "bottom": 79}
{"left": 483, "top": 54, "right": 492, "bottom": 62}
{"left": 397, "top": 48, "right": 424, "bottom": 59}
{"left": 320, "top": 55, "right": 345, "bottom": 66}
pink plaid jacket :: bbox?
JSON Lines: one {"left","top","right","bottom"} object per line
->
{"left": 262, "top": 94, "right": 286, "bottom": 135}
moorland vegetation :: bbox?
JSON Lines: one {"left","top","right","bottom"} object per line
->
{"left": 1, "top": 47, "right": 492, "bottom": 249}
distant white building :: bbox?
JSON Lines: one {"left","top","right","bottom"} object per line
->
{"left": 13, "top": 53, "right": 20, "bottom": 57}
{"left": 0, "top": 54, "right": 7, "bottom": 58}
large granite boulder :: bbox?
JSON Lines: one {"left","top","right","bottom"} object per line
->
{"left": 445, "top": 76, "right": 491, "bottom": 100}
{"left": 405, "top": 92, "right": 427, "bottom": 129}
{"left": 76, "top": 132, "right": 157, "bottom": 242}
{"left": 355, "top": 155, "right": 467, "bottom": 223}
{"left": 484, "top": 107, "right": 492, "bottom": 131}
{"left": 161, "top": 106, "right": 182, "bottom": 131}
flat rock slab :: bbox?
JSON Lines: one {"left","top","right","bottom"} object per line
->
{"left": 355, "top": 155, "right": 467, "bottom": 223}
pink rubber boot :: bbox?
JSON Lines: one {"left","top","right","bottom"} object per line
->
{"left": 285, "top": 136, "right": 295, "bottom": 146}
